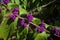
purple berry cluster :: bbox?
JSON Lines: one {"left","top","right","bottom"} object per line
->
{"left": 3, "top": 0, "right": 9, "bottom": 5}
{"left": 37, "top": 21, "right": 45, "bottom": 33}
{"left": 10, "top": 15, "right": 16, "bottom": 20}
{"left": 37, "top": 26, "right": 45, "bottom": 33}
{"left": 27, "top": 13, "right": 33, "bottom": 22}
{"left": 10, "top": 7, "right": 19, "bottom": 20}
{"left": 12, "top": 7, "right": 19, "bottom": 16}
{"left": 20, "top": 15, "right": 45, "bottom": 33}
{"left": 20, "top": 19, "right": 27, "bottom": 28}
{"left": 19, "top": 13, "right": 34, "bottom": 28}
{"left": 52, "top": 27, "right": 60, "bottom": 36}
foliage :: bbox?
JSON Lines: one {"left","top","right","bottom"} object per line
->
{"left": 0, "top": 0, "right": 60, "bottom": 40}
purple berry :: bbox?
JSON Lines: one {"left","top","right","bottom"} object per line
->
{"left": 37, "top": 21, "right": 45, "bottom": 33}
{"left": 12, "top": 11, "right": 18, "bottom": 16}
{"left": 51, "top": 27, "right": 57, "bottom": 34}
{"left": 12, "top": 7, "right": 19, "bottom": 16}
{"left": 12, "top": 7, "right": 19, "bottom": 12}
{"left": 55, "top": 29, "right": 60, "bottom": 36}
{"left": 40, "top": 22, "right": 45, "bottom": 28}
{"left": 20, "top": 19, "right": 27, "bottom": 28}
{"left": 10, "top": 7, "right": 19, "bottom": 21}
{"left": 52, "top": 27, "right": 60, "bottom": 36}
{"left": 23, "top": 23, "right": 27, "bottom": 28}
{"left": 21, "top": 19, "right": 25, "bottom": 26}
{"left": 10, "top": 15, "right": 16, "bottom": 20}
{"left": 37, "top": 27, "right": 45, "bottom": 33}
{"left": 27, "top": 13, "right": 33, "bottom": 22}
{"left": 52, "top": 27, "right": 56, "bottom": 31}
{"left": 3, "top": 0, "right": 9, "bottom": 5}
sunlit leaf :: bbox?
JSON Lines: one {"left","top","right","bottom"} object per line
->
{"left": 0, "top": 24, "right": 10, "bottom": 40}
{"left": 34, "top": 32, "right": 50, "bottom": 40}
{"left": 19, "top": 6, "right": 28, "bottom": 15}
{"left": 11, "top": 0, "right": 15, "bottom": 3}
{"left": 32, "top": 18, "right": 41, "bottom": 25}
{"left": 8, "top": 3, "right": 18, "bottom": 10}
{"left": 9, "top": 17, "right": 18, "bottom": 36}
{"left": 15, "top": 0, "right": 20, "bottom": 5}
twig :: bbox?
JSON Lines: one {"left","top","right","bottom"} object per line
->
{"left": 29, "top": 0, "right": 56, "bottom": 13}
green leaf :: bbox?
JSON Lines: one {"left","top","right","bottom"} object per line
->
{"left": 23, "top": 38, "right": 26, "bottom": 40}
{"left": 14, "top": 17, "right": 18, "bottom": 27}
{"left": 17, "top": 30, "right": 20, "bottom": 40}
{"left": 23, "top": 0, "right": 27, "bottom": 9}
{"left": 2, "top": 9, "right": 6, "bottom": 15}
{"left": 32, "top": 0, "right": 35, "bottom": 3}
{"left": 20, "top": 27, "right": 28, "bottom": 35}
{"left": 8, "top": 3, "right": 18, "bottom": 10}
{"left": 33, "top": 32, "right": 38, "bottom": 38}
{"left": 32, "top": 18, "right": 41, "bottom": 25}
{"left": 19, "top": 27, "right": 28, "bottom": 40}
{"left": 46, "top": 25, "right": 53, "bottom": 31}
{"left": 9, "top": 17, "right": 18, "bottom": 35}
{"left": 7, "top": 3, "right": 13, "bottom": 10}
{"left": 19, "top": 6, "right": 28, "bottom": 15}
{"left": 34, "top": 32, "right": 50, "bottom": 40}
{"left": 0, "top": 18, "right": 10, "bottom": 40}
{"left": 15, "top": 0, "right": 20, "bottom": 5}
{"left": 11, "top": 0, "right": 15, "bottom": 3}
{"left": 0, "top": 24, "right": 10, "bottom": 40}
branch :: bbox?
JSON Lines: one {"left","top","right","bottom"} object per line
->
{"left": 29, "top": 0, "right": 56, "bottom": 13}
